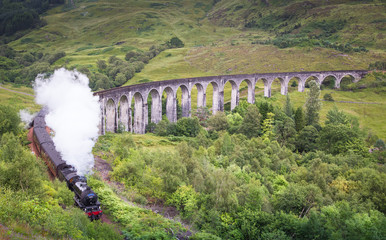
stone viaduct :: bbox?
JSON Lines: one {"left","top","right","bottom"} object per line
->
{"left": 94, "top": 70, "right": 367, "bottom": 134}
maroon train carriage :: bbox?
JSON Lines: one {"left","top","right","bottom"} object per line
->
{"left": 31, "top": 109, "right": 102, "bottom": 220}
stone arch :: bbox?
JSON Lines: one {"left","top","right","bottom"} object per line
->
{"left": 178, "top": 84, "right": 191, "bottom": 118}
{"left": 305, "top": 75, "right": 320, "bottom": 88}
{"left": 257, "top": 78, "right": 271, "bottom": 97}
{"left": 240, "top": 79, "right": 255, "bottom": 104}
{"left": 289, "top": 76, "right": 302, "bottom": 92}
{"left": 163, "top": 87, "right": 176, "bottom": 122}
{"left": 322, "top": 75, "right": 338, "bottom": 89}
{"left": 118, "top": 95, "right": 130, "bottom": 131}
{"left": 271, "top": 77, "right": 287, "bottom": 95}
{"left": 105, "top": 98, "right": 116, "bottom": 133}
{"left": 337, "top": 74, "right": 356, "bottom": 89}
{"left": 148, "top": 89, "right": 162, "bottom": 123}
{"left": 194, "top": 83, "right": 206, "bottom": 109}
{"left": 132, "top": 92, "right": 145, "bottom": 134}
{"left": 224, "top": 79, "right": 238, "bottom": 110}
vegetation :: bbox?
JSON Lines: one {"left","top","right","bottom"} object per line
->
{"left": 0, "top": 107, "right": 122, "bottom": 239}
{"left": 94, "top": 90, "right": 386, "bottom": 239}
{"left": 0, "top": 0, "right": 385, "bottom": 238}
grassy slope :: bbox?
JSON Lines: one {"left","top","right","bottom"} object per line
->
{"left": 0, "top": 84, "right": 40, "bottom": 112}
{"left": 265, "top": 85, "right": 386, "bottom": 139}
{"left": 5, "top": 0, "right": 386, "bottom": 137}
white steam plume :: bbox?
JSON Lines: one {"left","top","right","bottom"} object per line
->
{"left": 34, "top": 68, "right": 100, "bottom": 176}
{"left": 19, "top": 109, "right": 36, "bottom": 128}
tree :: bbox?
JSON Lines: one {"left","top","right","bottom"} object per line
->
{"left": 239, "top": 105, "right": 261, "bottom": 138}
{"left": 294, "top": 107, "right": 305, "bottom": 132}
{"left": 167, "top": 185, "right": 198, "bottom": 220}
{"left": 283, "top": 94, "right": 293, "bottom": 119}
{"left": 227, "top": 113, "right": 243, "bottom": 134}
{"left": 257, "top": 100, "right": 274, "bottom": 123}
{"left": 208, "top": 111, "right": 228, "bottom": 132}
{"left": 296, "top": 125, "right": 319, "bottom": 152}
{"left": 262, "top": 112, "right": 275, "bottom": 141}
{"left": 323, "top": 93, "right": 334, "bottom": 101}
{"left": 176, "top": 117, "right": 201, "bottom": 137}
{"left": 97, "top": 59, "right": 107, "bottom": 71}
{"left": 273, "top": 182, "right": 322, "bottom": 217}
{"left": 319, "top": 124, "right": 366, "bottom": 155}
{"left": 320, "top": 107, "right": 366, "bottom": 155}
{"left": 275, "top": 116, "right": 296, "bottom": 150}
{"left": 0, "top": 105, "right": 20, "bottom": 136}
{"left": 114, "top": 72, "right": 126, "bottom": 87}
{"left": 192, "top": 107, "right": 210, "bottom": 127}
{"left": 305, "top": 80, "right": 321, "bottom": 127}
{"left": 167, "top": 37, "right": 184, "bottom": 48}
{"left": 0, "top": 133, "right": 42, "bottom": 193}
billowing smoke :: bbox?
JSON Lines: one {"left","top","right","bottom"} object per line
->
{"left": 19, "top": 109, "right": 36, "bottom": 128}
{"left": 34, "top": 68, "right": 100, "bottom": 175}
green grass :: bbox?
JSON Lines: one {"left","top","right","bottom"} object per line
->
{"left": 264, "top": 86, "right": 386, "bottom": 140}
{"left": 0, "top": 84, "right": 40, "bottom": 112}
{"left": 3, "top": 0, "right": 385, "bottom": 138}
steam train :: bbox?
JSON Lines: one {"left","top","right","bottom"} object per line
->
{"left": 31, "top": 108, "right": 102, "bottom": 220}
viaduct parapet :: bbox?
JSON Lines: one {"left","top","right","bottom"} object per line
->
{"left": 94, "top": 70, "right": 367, "bottom": 134}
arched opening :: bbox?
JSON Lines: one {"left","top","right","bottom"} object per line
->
{"left": 206, "top": 83, "right": 214, "bottom": 113}
{"left": 305, "top": 76, "right": 319, "bottom": 88}
{"left": 321, "top": 75, "right": 336, "bottom": 89}
{"left": 118, "top": 95, "right": 129, "bottom": 132}
{"left": 132, "top": 92, "right": 145, "bottom": 134}
{"left": 340, "top": 75, "right": 355, "bottom": 90}
{"left": 147, "top": 89, "right": 162, "bottom": 124}
{"left": 271, "top": 78, "right": 284, "bottom": 96}
{"left": 255, "top": 78, "right": 266, "bottom": 99}
{"left": 239, "top": 79, "right": 254, "bottom": 104}
{"left": 257, "top": 78, "right": 271, "bottom": 98}
{"left": 191, "top": 83, "right": 206, "bottom": 111}
{"left": 105, "top": 98, "right": 116, "bottom": 133}
{"left": 176, "top": 85, "right": 189, "bottom": 119}
{"left": 223, "top": 80, "right": 238, "bottom": 111}
{"left": 289, "top": 77, "right": 300, "bottom": 93}
{"left": 162, "top": 87, "right": 176, "bottom": 122}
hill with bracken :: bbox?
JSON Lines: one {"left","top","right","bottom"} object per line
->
{"left": 0, "top": 0, "right": 385, "bottom": 239}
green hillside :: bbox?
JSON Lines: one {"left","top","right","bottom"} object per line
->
{"left": 0, "top": 1, "right": 386, "bottom": 239}
{"left": 4, "top": 0, "right": 385, "bottom": 79}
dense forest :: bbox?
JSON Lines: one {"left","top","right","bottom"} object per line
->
{"left": 0, "top": 0, "right": 65, "bottom": 38}
{"left": 1, "top": 78, "right": 384, "bottom": 239}
{"left": 88, "top": 80, "right": 385, "bottom": 239}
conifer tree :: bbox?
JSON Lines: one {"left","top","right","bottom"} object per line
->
{"left": 305, "top": 80, "right": 321, "bottom": 127}
{"left": 262, "top": 112, "right": 275, "bottom": 141}
{"left": 294, "top": 107, "right": 305, "bottom": 132}
{"left": 239, "top": 105, "right": 261, "bottom": 138}
{"left": 283, "top": 94, "right": 293, "bottom": 119}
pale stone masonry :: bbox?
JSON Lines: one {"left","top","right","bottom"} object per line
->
{"left": 94, "top": 70, "right": 367, "bottom": 134}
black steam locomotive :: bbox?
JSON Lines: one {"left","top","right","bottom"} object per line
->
{"left": 31, "top": 108, "right": 102, "bottom": 220}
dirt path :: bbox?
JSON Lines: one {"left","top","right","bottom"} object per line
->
{"left": 321, "top": 99, "right": 383, "bottom": 104}
{"left": 0, "top": 84, "right": 34, "bottom": 97}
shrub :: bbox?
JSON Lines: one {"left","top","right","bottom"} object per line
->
{"left": 323, "top": 93, "right": 334, "bottom": 101}
{"left": 0, "top": 105, "right": 20, "bottom": 136}
{"left": 374, "top": 139, "right": 385, "bottom": 151}
{"left": 167, "top": 37, "right": 184, "bottom": 48}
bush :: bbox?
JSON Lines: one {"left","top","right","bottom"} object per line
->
{"left": 323, "top": 93, "right": 334, "bottom": 101}
{"left": 176, "top": 117, "right": 201, "bottom": 137}
{"left": 167, "top": 37, "right": 184, "bottom": 48}
{"left": 374, "top": 139, "right": 385, "bottom": 151}
{"left": 0, "top": 105, "right": 20, "bottom": 136}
